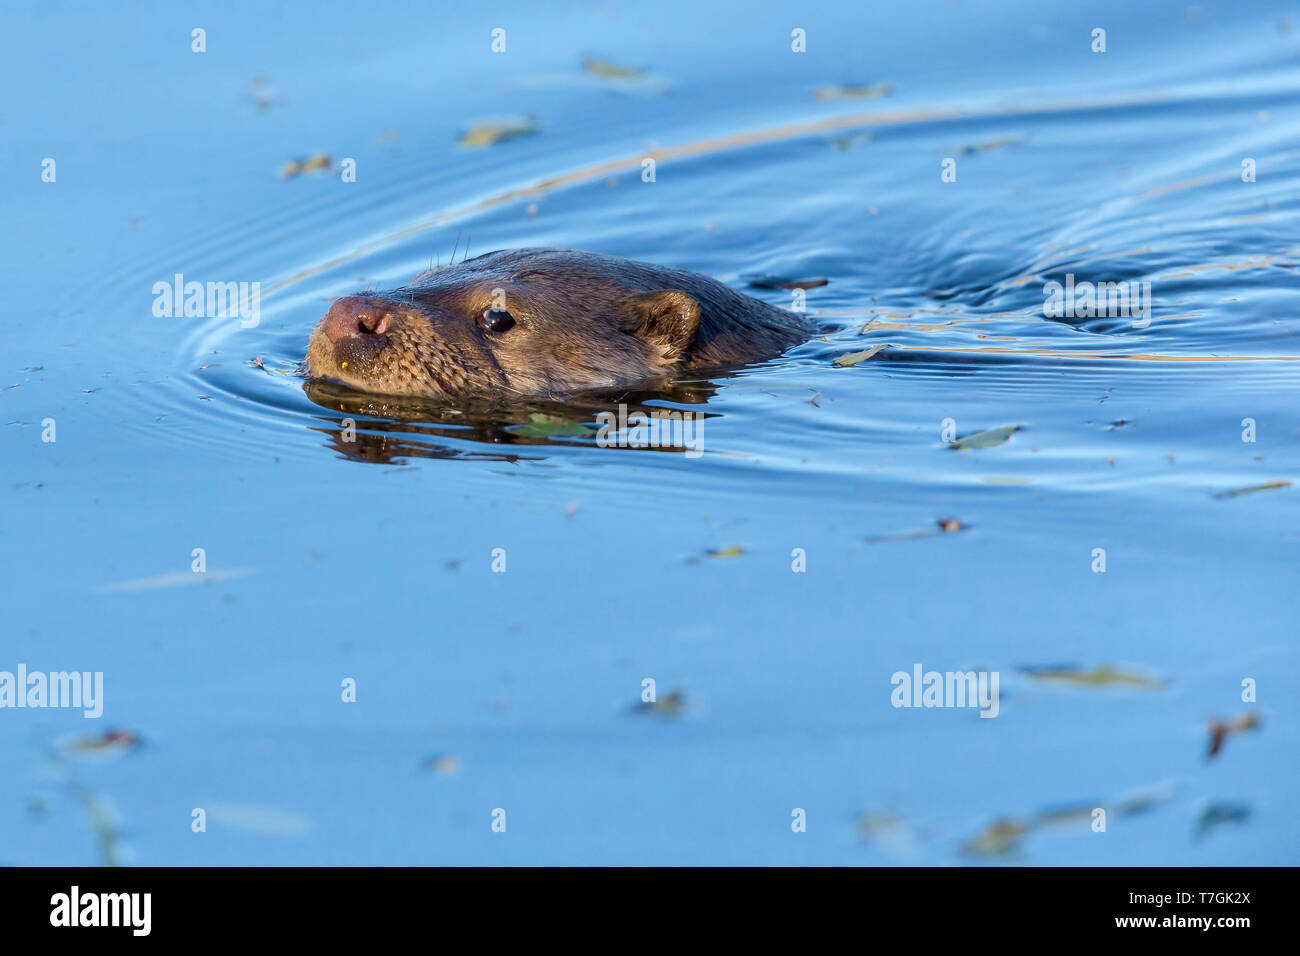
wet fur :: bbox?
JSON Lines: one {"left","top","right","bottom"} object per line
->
{"left": 306, "top": 248, "right": 814, "bottom": 399}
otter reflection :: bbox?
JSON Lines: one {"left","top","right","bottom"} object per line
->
{"left": 303, "top": 375, "right": 725, "bottom": 465}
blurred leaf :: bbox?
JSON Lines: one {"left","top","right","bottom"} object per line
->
{"left": 631, "top": 689, "right": 686, "bottom": 718}
{"left": 706, "top": 546, "right": 745, "bottom": 558}
{"left": 960, "top": 818, "right": 1028, "bottom": 857}
{"left": 457, "top": 116, "right": 540, "bottom": 147}
{"left": 959, "top": 136, "right": 1022, "bottom": 155}
{"left": 582, "top": 57, "right": 644, "bottom": 79}
{"left": 1018, "top": 664, "right": 1166, "bottom": 689}
{"left": 814, "top": 83, "right": 892, "bottom": 101}
{"left": 507, "top": 413, "right": 591, "bottom": 438}
{"left": 1196, "top": 801, "right": 1250, "bottom": 839}
{"left": 1207, "top": 710, "right": 1260, "bottom": 759}
{"left": 833, "top": 344, "right": 889, "bottom": 367}
{"left": 1212, "top": 480, "right": 1291, "bottom": 499}
{"left": 950, "top": 424, "right": 1020, "bottom": 449}
{"left": 279, "top": 153, "right": 332, "bottom": 179}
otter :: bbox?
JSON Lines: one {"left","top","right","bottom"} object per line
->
{"left": 305, "top": 248, "right": 814, "bottom": 399}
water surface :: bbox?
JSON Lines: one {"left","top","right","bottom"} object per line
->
{"left": 3, "top": 0, "right": 1297, "bottom": 864}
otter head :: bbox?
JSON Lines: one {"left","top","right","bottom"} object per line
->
{"left": 305, "top": 249, "right": 703, "bottom": 399}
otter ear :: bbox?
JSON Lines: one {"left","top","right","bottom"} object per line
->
{"left": 617, "top": 290, "right": 701, "bottom": 358}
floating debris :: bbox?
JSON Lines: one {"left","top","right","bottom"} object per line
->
{"left": 57, "top": 757, "right": 126, "bottom": 866}
{"left": 874, "top": 518, "right": 962, "bottom": 543}
{"left": 813, "top": 82, "right": 892, "bottom": 102}
{"left": 506, "top": 413, "right": 592, "bottom": 438}
{"left": 244, "top": 74, "right": 282, "bottom": 112}
{"left": 1195, "top": 801, "right": 1250, "bottom": 839}
{"left": 1211, "top": 480, "right": 1291, "bottom": 499}
{"left": 855, "top": 810, "right": 906, "bottom": 841}
{"left": 705, "top": 546, "right": 745, "bottom": 559}
{"left": 631, "top": 689, "right": 686, "bottom": 718}
{"left": 65, "top": 729, "right": 142, "bottom": 756}
{"left": 97, "top": 567, "right": 255, "bottom": 593}
{"left": 1207, "top": 710, "right": 1260, "bottom": 759}
{"left": 745, "top": 275, "right": 829, "bottom": 290}
{"left": 456, "top": 116, "right": 540, "bottom": 147}
{"left": 959, "top": 136, "right": 1022, "bottom": 155}
{"left": 833, "top": 344, "right": 890, "bottom": 367}
{"left": 854, "top": 810, "right": 926, "bottom": 856}
{"left": 582, "top": 57, "right": 644, "bottom": 79}
{"left": 1018, "top": 664, "right": 1167, "bottom": 690}
{"left": 964, "top": 784, "right": 1174, "bottom": 857}
{"left": 829, "top": 131, "right": 873, "bottom": 151}
{"left": 961, "top": 818, "right": 1029, "bottom": 857}
{"left": 279, "top": 153, "right": 333, "bottom": 179}
{"left": 422, "top": 754, "right": 462, "bottom": 776}
{"left": 949, "top": 424, "right": 1020, "bottom": 449}
{"left": 867, "top": 518, "right": 965, "bottom": 544}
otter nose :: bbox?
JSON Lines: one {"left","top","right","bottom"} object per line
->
{"left": 320, "top": 296, "right": 392, "bottom": 343}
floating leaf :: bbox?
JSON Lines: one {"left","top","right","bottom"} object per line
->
{"left": 833, "top": 344, "right": 889, "bottom": 367}
{"left": 1195, "top": 801, "right": 1250, "bottom": 839}
{"left": 855, "top": 810, "right": 905, "bottom": 840}
{"left": 1032, "top": 803, "right": 1098, "bottom": 828}
{"left": 949, "top": 424, "right": 1020, "bottom": 449}
{"left": 866, "top": 518, "right": 966, "bottom": 544}
{"left": 960, "top": 818, "right": 1029, "bottom": 857}
{"left": 959, "top": 136, "right": 1021, "bottom": 155}
{"left": 813, "top": 82, "right": 892, "bottom": 102}
{"left": 967, "top": 783, "right": 1174, "bottom": 856}
{"left": 745, "top": 275, "right": 829, "bottom": 290}
{"left": 1212, "top": 480, "right": 1291, "bottom": 499}
{"left": 1018, "top": 664, "right": 1166, "bottom": 689}
{"left": 457, "top": 116, "right": 540, "bottom": 147}
{"left": 97, "top": 567, "right": 254, "bottom": 593}
{"left": 582, "top": 57, "right": 644, "bottom": 79}
{"left": 506, "top": 413, "right": 592, "bottom": 438}
{"left": 853, "top": 810, "right": 924, "bottom": 855}
{"left": 279, "top": 153, "right": 332, "bottom": 179}
{"left": 1207, "top": 710, "right": 1260, "bottom": 759}
{"left": 65, "top": 729, "right": 142, "bottom": 755}
{"left": 706, "top": 546, "right": 745, "bottom": 559}
{"left": 631, "top": 689, "right": 685, "bottom": 718}
{"left": 422, "top": 754, "right": 462, "bottom": 776}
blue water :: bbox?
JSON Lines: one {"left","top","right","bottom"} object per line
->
{"left": 2, "top": 0, "right": 1297, "bottom": 864}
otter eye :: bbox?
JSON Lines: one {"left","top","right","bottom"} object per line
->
{"left": 479, "top": 308, "right": 516, "bottom": 333}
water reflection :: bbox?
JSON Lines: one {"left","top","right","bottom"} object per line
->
{"left": 302, "top": 376, "right": 726, "bottom": 464}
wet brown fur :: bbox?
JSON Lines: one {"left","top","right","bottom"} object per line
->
{"left": 306, "top": 248, "right": 813, "bottom": 399}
